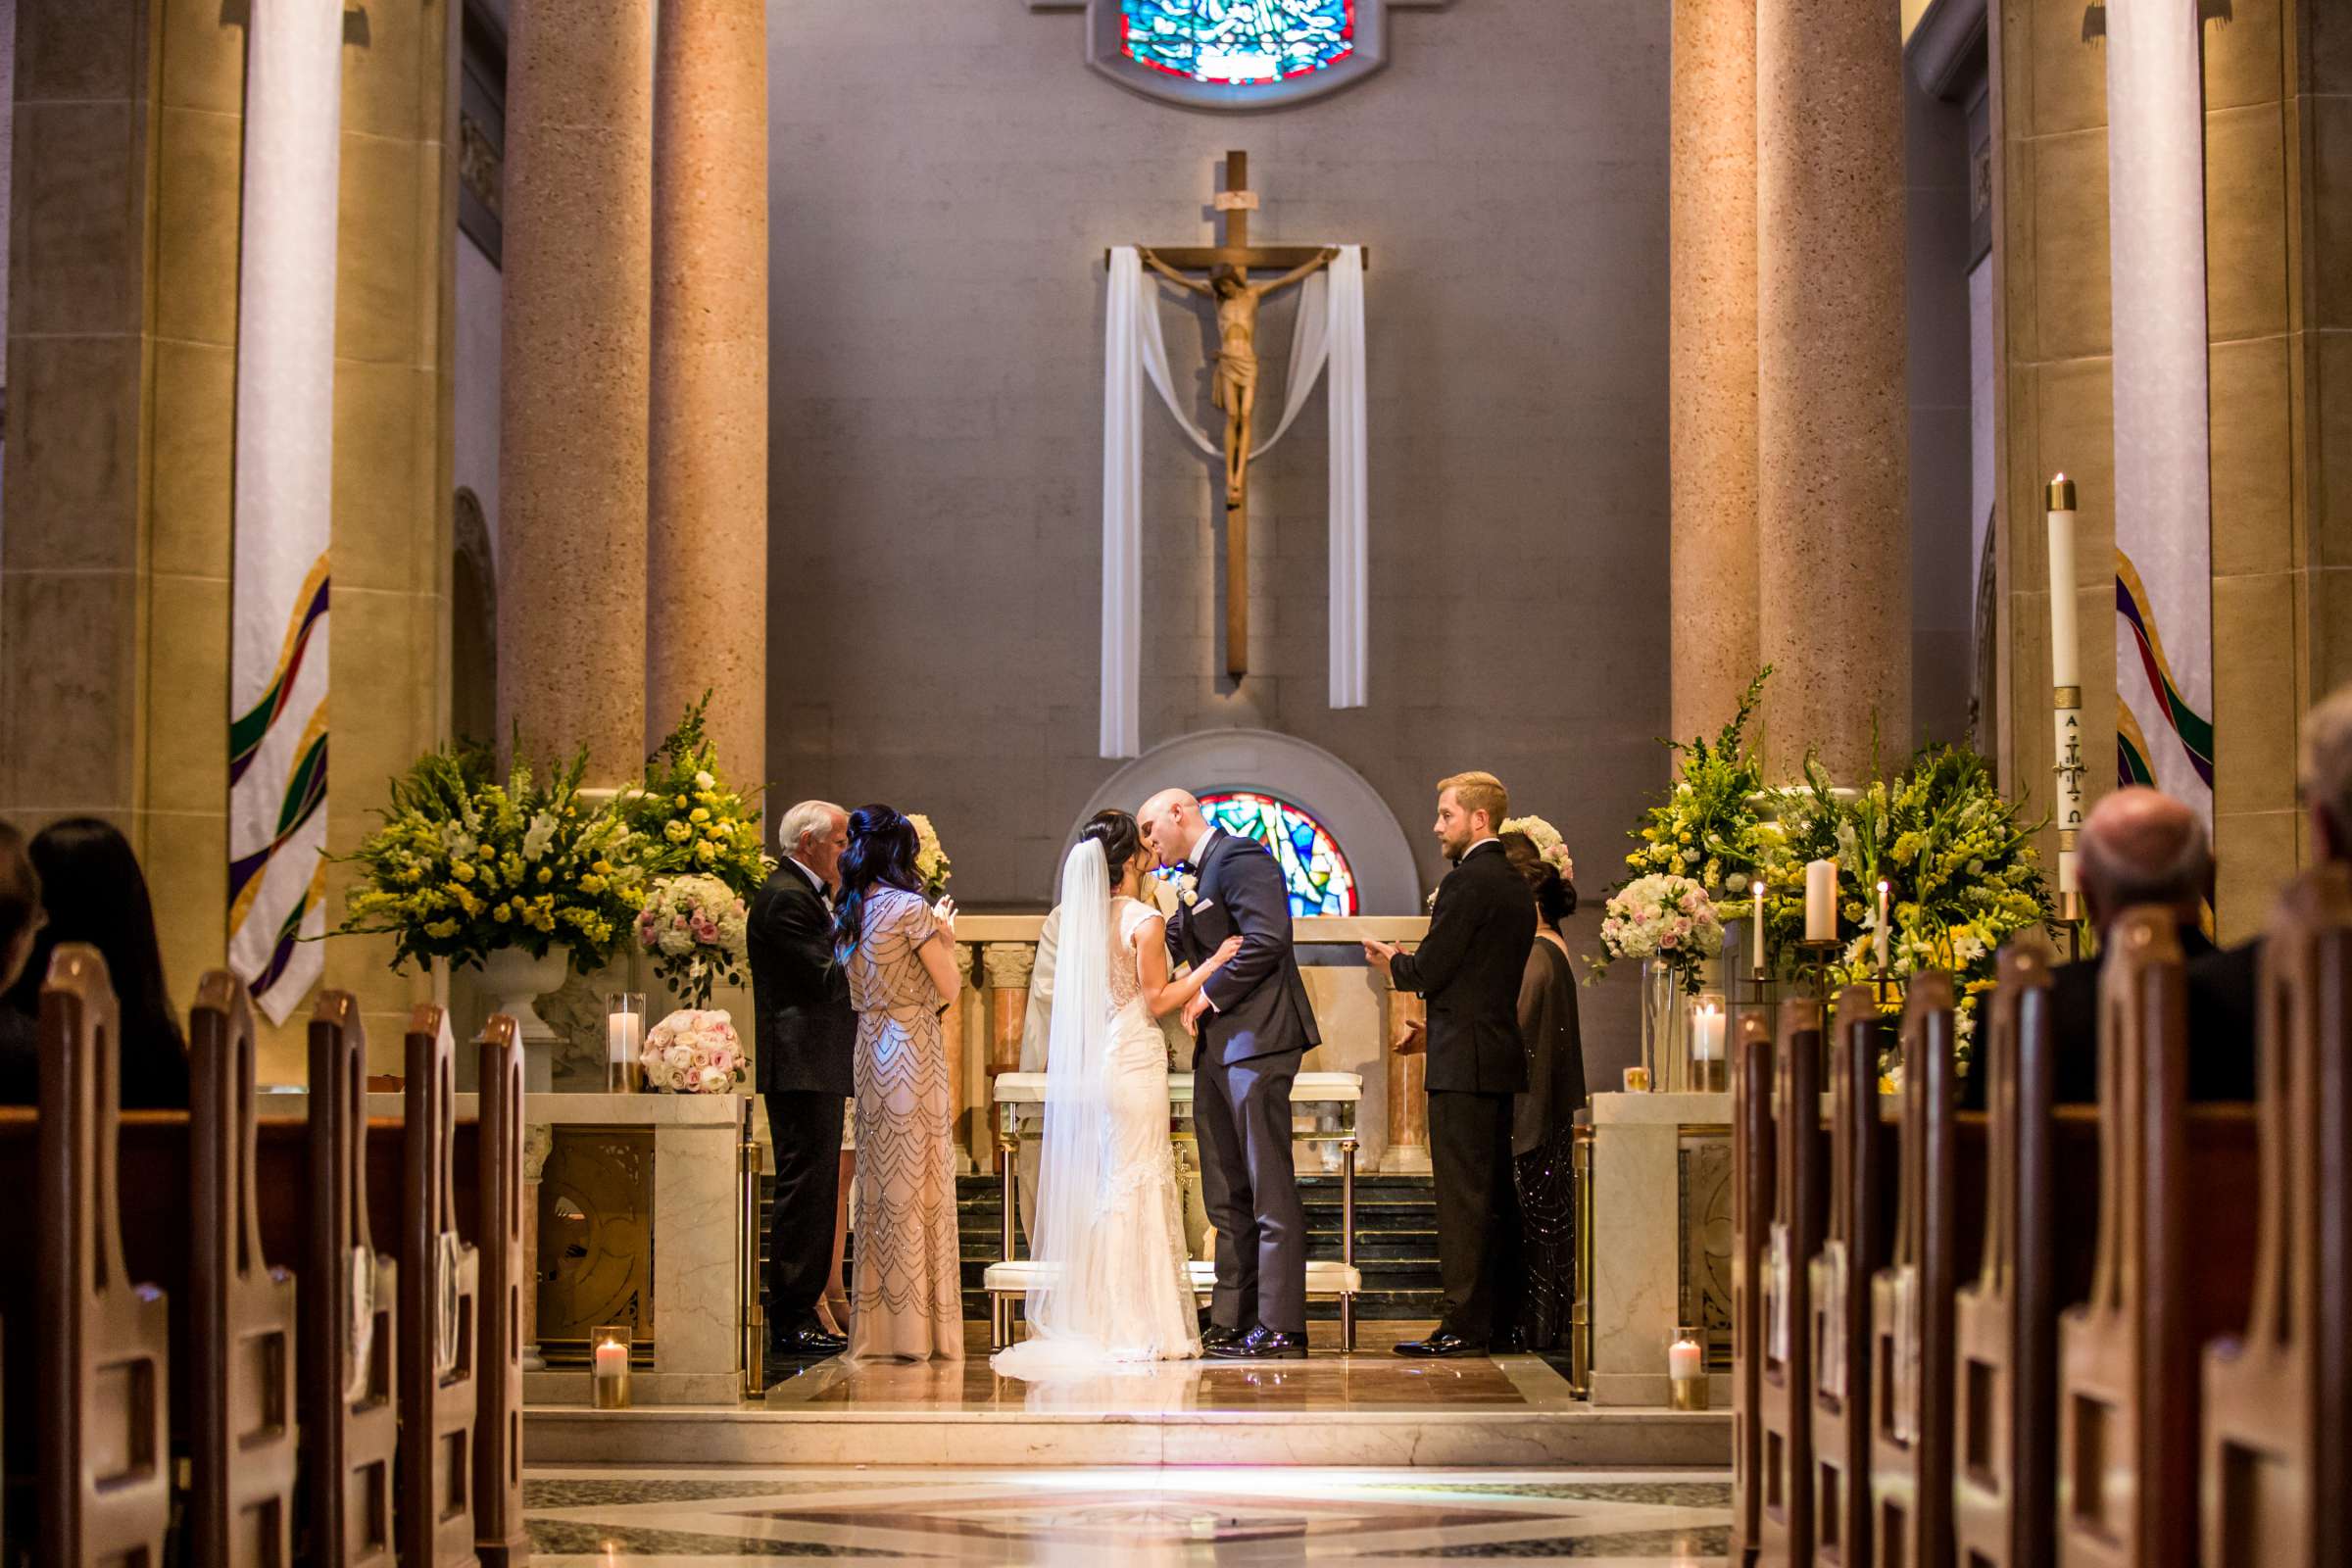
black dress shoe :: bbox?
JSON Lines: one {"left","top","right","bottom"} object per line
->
{"left": 1199, "top": 1323, "right": 1242, "bottom": 1351}
{"left": 768, "top": 1322, "right": 847, "bottom": 1357}
{"left": 1394, "top": 1330, "right": 1488, "bottom": 1359}
{"left": 1207, "top": 1326, "right": 1308, "bottom": 1360}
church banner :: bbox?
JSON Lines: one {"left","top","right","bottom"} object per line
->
{"left": 2106, "top": 1, "right": 2214, "bottom": 821}
{"left": 228, "top": 0, "right": 344, "bottom": 1022}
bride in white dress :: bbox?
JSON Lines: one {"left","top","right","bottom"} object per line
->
{"left": 992, "top": 809, "right": 1241, "bottom": 1375}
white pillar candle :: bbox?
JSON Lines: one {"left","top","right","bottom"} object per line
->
{"left": 1805, "top": 858, "right": 1838, "bottom": 942}
{"left": 2046, "top": 474, "right": 2080, "bottom": 689}
{"left": 1669, "top": 1337, "right": 1704, "bottom": 1381}
{"left": 1874, "top": 881, "right": 1891, "bottom": 971}
{"left": 593, "top": 1340, "right": 628, "bottom": 1376}
{"left": 1751, "top": 880, "right": 1766, "bottom": 970}
{"left": 607, "top": 1010, "right": 641, "bottom": 1067}
{"left": 1692, "top": 1002, "right": 1725, "bottom": 1062}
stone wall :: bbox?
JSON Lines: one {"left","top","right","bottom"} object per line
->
{"left": 763, "top": 0, "right": 1672, "bottom": 1070}
{"left": 1991, "top": 0, "right": 2346, "bottom": 941}
{"left": 0, "top": 0, "right": 457, "bottom": 1080}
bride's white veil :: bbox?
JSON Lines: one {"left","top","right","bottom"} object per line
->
{"left": 1003, "top": 835, "right": 1115, "bottom": 1364}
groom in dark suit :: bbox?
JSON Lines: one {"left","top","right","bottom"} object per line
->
{"left": 1142, "top": 789, "right": 1321, "bottom": 1360}
{"left": 1366, "top": 771, "right": 1538, "bottom": 1357}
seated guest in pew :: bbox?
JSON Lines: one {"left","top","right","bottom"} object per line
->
{"left": 0, "top": 817, "right": 188, "bottom": 1108}
{"left": 0, "top": 821, "right": 41, "bottom": 1103}
{"left": 1965, "top": 786, "right": 2251, "bottom": 1110}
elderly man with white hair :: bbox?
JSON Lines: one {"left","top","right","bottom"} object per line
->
{"left": 1982, "top": 784, "right": 2253, "bottom": 1110}
{"left": 749, "top": 799, "right": 855, "bottom": 1361}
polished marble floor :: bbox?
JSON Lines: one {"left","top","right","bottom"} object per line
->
{"left": 759, "top": 1340, "right": 1579, "bottom": 1416}
{"left": 522, "top": 1464, "right": 1733, "bottom": 1563}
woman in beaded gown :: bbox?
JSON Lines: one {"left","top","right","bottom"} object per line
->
{"left": 833, "top": 806, "right": 966, "bottom": 1362}
{"left": 1500, "top": 831, "right": 1588, "bottom": 1352}
{"left": 991, "top": 809, "right": 1239, "bottom": 1377}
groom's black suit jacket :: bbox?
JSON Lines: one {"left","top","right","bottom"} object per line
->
{"left": 1167, "top": 831, "right": 1322, "bottom": 1066}
{"left": 1390, "top": 840, "right": 1537, "bottom": 1095}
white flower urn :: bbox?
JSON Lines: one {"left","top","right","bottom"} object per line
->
{"left": 476, "top": 946, "right": 570, "bottom": 1092}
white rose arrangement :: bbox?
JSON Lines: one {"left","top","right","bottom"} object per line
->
{"left": 1593, "top": 872, "right": 1722, "bottom": 990}
{"left": 635, "top": 872, "right": 750, "bottom": 1007}
{"left": 640, "top": 1008, "right": 746, "bottom": 1095}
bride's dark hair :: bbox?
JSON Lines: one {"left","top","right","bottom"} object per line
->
{"left": 1080, "top": 808, "right": 1143, "bottom": 884}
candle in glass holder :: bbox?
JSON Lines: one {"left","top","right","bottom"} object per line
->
{"left": 1804, "top": 859, "right": 1838, "bottom": 942}
{"left": 1623, "top": 1065, "right": 1651, "bottom": 1094}
{"left": 1874, "top": 881, "right": 1891, "bottom": 971}
{"left": 607, "top": 993, "right": 646, "bottom": 1094}
{"left": 592, "top": 1324, "right": 633, "bottom": 1409}
{"left": 1751, "top": 880, "right": 1766, "bottom": 971}
{"left": 1690, "top": 994, "right": 1727, "bottom": 1094}
{"left": 1669, "top": 1332, "right": 1709, "bottom": 1410}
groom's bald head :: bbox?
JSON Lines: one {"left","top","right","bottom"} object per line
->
{"left": 1138, "top": 790, "right": 1203, "bottom": 869}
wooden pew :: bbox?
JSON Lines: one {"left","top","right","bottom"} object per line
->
{"left": 1809, "top": 986, "right": 1887, "bottom": 1566}
{"left": 304, "top": 992, "right": 399, "bottom": 1568}
{"left": 398, "top": 1004, "right": 484, "bottom": 1568}
{"left": 2199, "top": 868, "right": 2352, "bottom": 1564}
{"left": 1732, "top": 1013, "right": 1776, "bottom": 1568}
{"left": 1952, "top": 940, "right": 2065, "bottom": 1568}
{"left": 2056, "top": 907, "right": 2259, "bottom": 1567}
{"left": 474, "top": 1013, "right": 528, "bottom": 1567}
{"left": 187, "top": 973, "right": 299, "bottom": 1567}
{"left": 1757, "top": 997, "right": 1825, "bottom": 1564}
{"left": 1869, "top": 970, "right": 1967, "bottom": 1568}
{"left": 37, "top": 946, "right": 172, "bottom": 1567}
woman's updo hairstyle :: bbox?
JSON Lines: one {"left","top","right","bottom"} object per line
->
{"left": 1500, "top": 830, "right": 1578, "bottom": 930}
{"left": 833, "top": 804, "right": 922, "bottom": 960}
{"left": 1080, "top": 808, "right": 1143, "bottom": 884}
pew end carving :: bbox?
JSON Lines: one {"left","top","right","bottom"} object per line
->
{"left": 1756, "top": 997, "right": 1824, "bottom": 1560}
{"left": 37, "top": 944, "right": 172, "bottom": 1566}
{"left": 1809, "top": 986, "right": 1886, "bottom": 1565}
{"left": 307, "top": 990, "right": 400, "bottom": 1567}
{"left": 2199, "top": 868, "right": 2352, "bottom": 1565}
{"left": 188, "top": 972, "right": 299, "bottom": 1568}
{"left": 1731, "top": 1012, "right": 1775, "bottom": 1567}
{"left": 399, "top": 1003, "right": 484, "bottom": 1568}
{"left": 474, "top": 1013, "right": 529, "bottom": 1566}
{"left": 1952, "top": 937, "right": 2060, "bottom": 1568}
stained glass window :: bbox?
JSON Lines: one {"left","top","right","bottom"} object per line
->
{"left": 1121, "top": 1, "right": 1356, "bottom": 87}
{"left": 1189, "top": 790, "right": 1359, "bottom": 916}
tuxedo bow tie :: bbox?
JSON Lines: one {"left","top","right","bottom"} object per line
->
{"left": 1174, "top": 860, "right": 1197, "bottom": 875}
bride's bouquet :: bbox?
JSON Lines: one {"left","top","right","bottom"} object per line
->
{"left": 640, "top": 1008, "right": 746, "bottom": 1095}
{"left": 636, "top": 872, "right": 749, "bottom": 1007}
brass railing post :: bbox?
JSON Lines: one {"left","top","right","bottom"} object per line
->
{"left": 740, "top": 1099, "right": 765, "bottom": 1399}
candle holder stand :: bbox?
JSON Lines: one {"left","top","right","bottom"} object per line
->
{"left": 1794, "top": 940, "right": 1843, "bottom": 1002}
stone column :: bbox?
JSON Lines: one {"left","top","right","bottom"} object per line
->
{"left": 647, "top": 0, "right": 768, "bottom": 770}
{"left": 1383, "top": 977, "right": 1429, "bottom": 1173}
{"left": 1668, "top": 0, "right": 1760, "bottom": 744}
{"left": 981, "top": 944, "right": 1036, "bottom": 1176}
{"left": 1754, "top": 0, "right": 1910, "bottom": 780}
{"left": 498, "top": 0, "right": 653, "bottom": 778}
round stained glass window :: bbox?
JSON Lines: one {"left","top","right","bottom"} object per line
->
{"left": 1120, "top": 1, "right": 1357, "bottom": 86}
{"left": 1188, "top": 790, "right": 1359, "bottom": 916}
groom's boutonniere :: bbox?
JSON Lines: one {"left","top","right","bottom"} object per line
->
{"left": 1177, "top": 873, "right": 1200, "bottom": 907}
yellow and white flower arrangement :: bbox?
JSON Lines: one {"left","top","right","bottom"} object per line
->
{"left": 335, "top": 744, "right": 647, "bottom": 975}
{"left": 621, "top": 693, "right": 769, "bottom": 900}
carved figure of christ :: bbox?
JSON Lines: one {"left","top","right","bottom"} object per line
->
{"left": 1138, "top": 246, "right": 1338, "bottom": 508}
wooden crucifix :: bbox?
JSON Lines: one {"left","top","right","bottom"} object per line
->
{"left": 1123, "top": 151, "right": 1356, "bottom": 680}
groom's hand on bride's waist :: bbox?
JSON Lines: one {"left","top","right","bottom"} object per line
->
{"left": 1181, "top": 991, "right": 1212, "bottom": 1033}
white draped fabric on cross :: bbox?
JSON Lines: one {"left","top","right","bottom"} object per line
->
{"left": 1099, "top": 244, "right": 1369, "bottom": 760}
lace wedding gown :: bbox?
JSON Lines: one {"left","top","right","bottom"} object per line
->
{"left": 992, "top": 844, "right": 1201, "bottom": 1375}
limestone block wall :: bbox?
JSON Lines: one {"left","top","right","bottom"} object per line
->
{"left": 1991, "top": 0, "right": 2340, "bottom": 941}
{"left": 0, "top": 0, "right": 458, "bottom": 1081}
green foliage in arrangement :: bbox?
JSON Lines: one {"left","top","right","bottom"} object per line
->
{"left": 620, "top": 692, "right": 771, "bottom": 900}
{"left": 1617, "top": 665, "right": 1775, "bottom": 899}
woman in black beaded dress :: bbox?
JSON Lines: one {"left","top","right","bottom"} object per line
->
{"left": 1500, "top": 832, "right": 1587, "bottom": 1351}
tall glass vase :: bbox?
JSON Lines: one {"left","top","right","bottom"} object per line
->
{"left": 1642, "top": 957, "right": 1691, "bottom": 1093}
